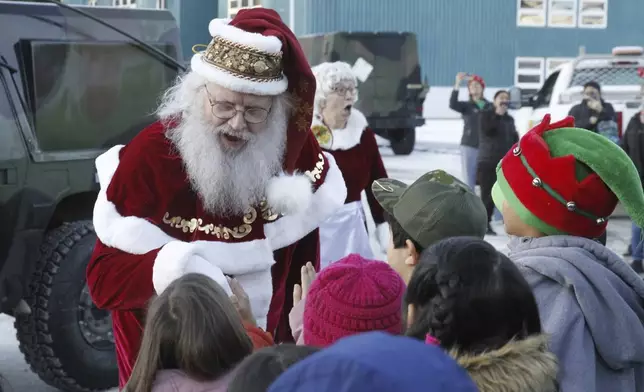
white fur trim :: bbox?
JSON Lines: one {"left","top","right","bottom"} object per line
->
{"left": 311, "top": 109, "right": 368, "bottom": 151}
{"left": 264, "top": 153, "right": 347, "bottom": 250}
{"left": 191, "top": 53, "right": 288, "bottom": 96}
{"left": 208, "top": 18, "right": 282, "bottom": 54}
{"left": 153, "top": 241, "right": 231, "bottom": 296}
{"left": 152, "top": 240, "right": 275, "bottom": 328}
{"left": 266, "top": 174, "right": 313, "bottom": 216}
{"left": 376, "top": 222, "right": 390, "bottom": 253}
{"left": 94, "top": 146, "right": 176, "bottom": 255}
{"left": 92, "top": 148, "right": 276, "bottom": 328}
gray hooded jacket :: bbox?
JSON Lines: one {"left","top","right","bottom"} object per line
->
{"left": 508, "top": 235, "right": 644, "bottom": 392}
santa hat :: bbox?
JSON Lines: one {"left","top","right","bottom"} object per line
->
{"left": 492, "top": 114, "right": 644, "bottom": 239}
{"left": 190, "top": 8, "right": 320, "bottom": 215}
{"left": 191, "top": 9, "right": 315, "bottom": 172}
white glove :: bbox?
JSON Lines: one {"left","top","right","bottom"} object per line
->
{"left": 152, "top": 241, "right": 231, "bottom": 296}
{"left": 376, "top": 223, "right": 390, "bottom": 254}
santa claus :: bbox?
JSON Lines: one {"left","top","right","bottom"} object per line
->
{"left": 86, "top": 9, "right": 346, "bottom": 388}
{"left": 310, "top": 61, "right": 389, "bottom": 268}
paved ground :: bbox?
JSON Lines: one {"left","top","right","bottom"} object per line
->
{"left": 0, "top": 123, "right": 634, "bottom": 391}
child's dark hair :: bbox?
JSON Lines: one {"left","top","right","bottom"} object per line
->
{"left": 227, "top": 344, "right": 320, "bottom": 392}
{"left": 494, "top": 89, "right": 509, "bottom": 100}
{"left": 404, "top": 237, "right": 542, "bottom": 354}
{"left": 124, "top": 273, "right": 253, "bottom": 392}
{"left": 384, "top": 211, "right": 424, "bottom": 253}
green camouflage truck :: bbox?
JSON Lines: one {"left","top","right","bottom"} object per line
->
{"left": 0, "top": 1, "right": 183, "bottom": 390}
{"left": 298, "top": 31, "right": 428, "bottom": 155}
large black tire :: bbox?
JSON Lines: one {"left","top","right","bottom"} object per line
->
{"left": 15, "top": 221, "right": 118, "bottom": 392}
{"left": 390, "top": 128, "right": 416, "bottom": 155}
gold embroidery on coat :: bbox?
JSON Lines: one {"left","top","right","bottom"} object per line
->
{"left": 304, "top": 153, "right": 325, "bottom": 183}
{"left": 259, "top": 199, "right": 280, "bottom": 222}
{"left": 162, "top": 207, "right": 257, "bottom": 239}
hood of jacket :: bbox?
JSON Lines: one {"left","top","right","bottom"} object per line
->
{"left": 508, "top": 235, "right": 644, "bottom": 370}
{"left": 451, "top": 334, "right": 558, "bottom": 392}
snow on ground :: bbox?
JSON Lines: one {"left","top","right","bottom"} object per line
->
{"left": 0, "top": 119, "right": 632, "bottom": 392}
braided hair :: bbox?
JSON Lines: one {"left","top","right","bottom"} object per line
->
{"left": 404, "top": 237, "right": 542, "bottom": 354}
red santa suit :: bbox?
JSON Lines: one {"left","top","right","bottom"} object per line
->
{"left": 310, "top": 62, "right": 389, "bottom": 268}
{"left": 86, "top": 9, "right": 346, "bottom": 389}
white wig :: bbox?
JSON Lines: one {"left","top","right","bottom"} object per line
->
{"left": 311, "top": 61, "right": 359, "bottom": 113}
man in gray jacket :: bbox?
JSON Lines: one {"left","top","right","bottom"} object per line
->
{"left": 492, "top": 114, "right": 644, "bottom": 392}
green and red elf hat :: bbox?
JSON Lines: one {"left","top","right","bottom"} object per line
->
{"left": 492, "top": 114, "right": 644, "bottom": 239}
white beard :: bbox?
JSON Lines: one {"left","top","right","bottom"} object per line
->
{"left": 166, "top": 102, "right": 288, "bottom": 217}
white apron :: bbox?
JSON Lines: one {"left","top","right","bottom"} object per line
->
{"left": 319, "top": 201, "right": 374, "bottom": 270}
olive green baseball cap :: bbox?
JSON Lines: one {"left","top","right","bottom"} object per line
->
{"left": 371, "top": 170, "right": 488, "bottom": 249}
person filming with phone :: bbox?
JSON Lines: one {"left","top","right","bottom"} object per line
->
{"left": 478, "top": 90, "right": 518, "bottom": 235}
{"left": 449, "top": 72, "right": 492, "bottom": 190}
{"left": 568, "top": 81, "right": 617, "bottom": 136}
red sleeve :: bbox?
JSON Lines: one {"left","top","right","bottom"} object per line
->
{"left": 87, "top": 125, "right": 170, "bottom": 311}
{"left": 244, "top": 321, "right": 275, "bottom": 349}
{"left": 87, "top": 241, "right": 158, "bottom": 310}
{"left": 363, "top": 129, "right": 388, "bottom": 225}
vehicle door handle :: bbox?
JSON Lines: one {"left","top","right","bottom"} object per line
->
{"left": 0, "top": 168, "right": 17, "bottom": 185}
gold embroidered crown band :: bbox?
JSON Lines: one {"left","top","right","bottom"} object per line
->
{"left": 193, "top": 36, "right": 283, "bottom": 82}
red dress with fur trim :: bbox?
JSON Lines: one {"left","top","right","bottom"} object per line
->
{"left": 87, "top": 122, "right": 345, "bottom": 388}
{"left": 312, "top": 110, "right": 388, "bottom": 267}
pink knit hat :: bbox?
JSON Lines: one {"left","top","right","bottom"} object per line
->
{"left": 303, "top": 254, "right": 406, "bottom": 347}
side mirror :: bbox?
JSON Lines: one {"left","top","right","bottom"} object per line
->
{"left": 508, "top": 86, "right": 523, "bottom": 110}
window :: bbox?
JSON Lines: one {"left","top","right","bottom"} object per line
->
{"left": 515, "top": 57, "right": 545, "bottom": 94}
{"left": 112, "top": 0, "right": 136, "bottom": 7}
{"left": 548, "top": 0, "right": 577, "bottom": 27}
{"left": 517, "top": 0, "right": 546, "bottom": 27}
{"left": 228, "top": 0, "right": 262, "bottom": 18}
{"left": 578, "top": 0, "right": 607, "bottom": 28}
{"left": 24, "top": 40, "right": 178, "bottom": 152}
{"left": 156, "top": 0, "right": 166, "bottom": 9}
{"left": 546, "top": 57, "right": 573, "bottom": 75}
{"left": 536, "top": 70, "right": 560, "bottom": 107}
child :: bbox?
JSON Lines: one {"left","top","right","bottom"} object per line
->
{"left": 371, "top": 169, "right": 487, "bottom": 283}
{"left": 267, "top": 332, "right": 478, "bottom": 392}
{"left": 404, "top": 236, "right": 558, "bottom": 392}
{"left": 493, "top": 114, "right": 644, "bottom": 391}
{"left": 289, "top": 254, "right": 405, "bottom": 346}
{"left": 124, "top": 273, "right": 254, "bottom": 392}
{"left": 227, "top": 344, "right": 319, "bottom": 392}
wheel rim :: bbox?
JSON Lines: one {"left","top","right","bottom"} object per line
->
{"left": 78, "top": 285, "right": 114, "bottom": 350}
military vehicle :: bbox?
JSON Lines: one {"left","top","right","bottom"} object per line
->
{"left": 0, "top": 1, "right": 184, "bottom": 390}
{"left": 298, "top": 31, "right": 429, "bottom": 155}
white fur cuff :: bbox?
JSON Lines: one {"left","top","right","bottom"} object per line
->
{"left": 266, "top": 174, "right": 313, "bottom": 216}
{"left": 153, "top": 241, "right": 231, "bottom": 296}
{"left": 376, "top": 222, "right": 390, "bottom": 252}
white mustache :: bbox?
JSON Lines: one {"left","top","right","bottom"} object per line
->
{"left": 216, "top": 125, "right": 255, "bottom": 142}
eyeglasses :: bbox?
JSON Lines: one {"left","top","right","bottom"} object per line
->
{"left": 204, "top": 86, "right": 270, "bottom": 124}
{"left": 330, "top": 85, "right": 356, "bottom": 97}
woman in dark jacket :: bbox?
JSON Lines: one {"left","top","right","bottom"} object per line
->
{"left": 568, "top": 81, "right": 617, "bottom": 139}
{"left": 478, "top": 90, "right": 518, "bottom": 235}
{"left": 450, "top": 72, "right": 493, "bottom": 190}
{"left": 622, "top": 109, "right": 644, "bottom": 272}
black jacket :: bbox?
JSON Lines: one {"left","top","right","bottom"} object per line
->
{"left": 478, "top": 108, "right": 519, "bottom": 165}
{"left": 568, "top": 99, "right": 617, "bottom": 133}
{"left": 622, "top": 113, "right": 644, "bottom": 183}
{"left": 449, "top": 89, "right": 492, "bottom": 148}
